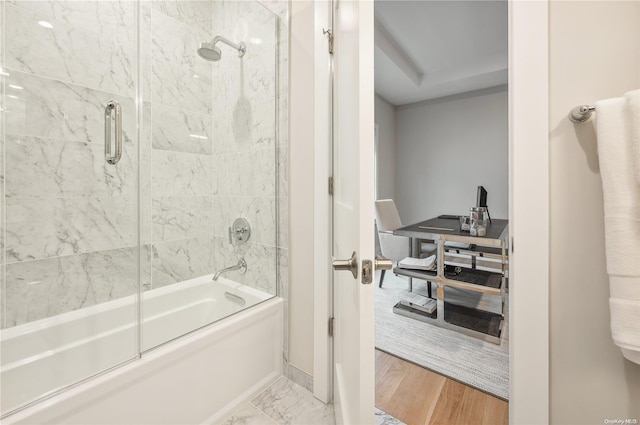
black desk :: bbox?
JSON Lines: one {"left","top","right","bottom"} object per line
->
{"left": 391, "top": 216, "right": 509, "bottom": 344}
{"left": 394, "top": 217, "right": 509, "bottom": 249}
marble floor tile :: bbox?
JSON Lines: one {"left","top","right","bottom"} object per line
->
{"left": 221, "top": 377, "right": 405, "bottom": 425}
{"left": 375, "top": 408, "right": 406, "bottom": 425}
{"left": 251, "top": 377, "right": 335, "bottom": 425}
{"left": 220, "top": 404, "right": 278, "bottom": 425}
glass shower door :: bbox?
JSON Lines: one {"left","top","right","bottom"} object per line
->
{"left": 139, "top": 0, "right": 280, "bottom": 351}
{"left": 0, "top": 0, "right": 140, "bottom": 415}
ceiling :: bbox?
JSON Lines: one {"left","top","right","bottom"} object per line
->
{"left": 374, "top": 0, "right": 508, "bottom": 106}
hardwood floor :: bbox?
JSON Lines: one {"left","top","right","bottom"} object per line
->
{"left": 375, "top": 350, "right": 508, "bottom": 425}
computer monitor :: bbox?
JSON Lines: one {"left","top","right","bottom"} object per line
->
{"left": 476, "top": 186, "right": 488, "bottom": 208}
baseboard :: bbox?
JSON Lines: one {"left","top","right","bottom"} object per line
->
{"left": 201, "top": 371, "right": 281, "bottom": 425}
{"left": 284, "top": 362, "right": 314, "bottom": 393}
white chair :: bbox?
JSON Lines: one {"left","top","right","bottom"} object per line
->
{"left": 374, "top": 199, "right": 437, "bottom": 287}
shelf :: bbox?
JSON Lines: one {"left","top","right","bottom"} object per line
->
{"left": 393, "top": 301, "right": 437, "bottom": 320}
{"left": 391, "top": 217, "right": 508, "bottom": 345}
{"left": 444, "top": 268, "right": 502, "bottom": 288}
{"left": 392, "top": 267, "right": 436, "bottom": 280}
{"left": 446, "top": 245, "right": 505, "bottom": 256}
{"left": 444, "top": 303, "right": 503, "bottom": 338}
{"left": 444, "top": 249, "right": 506, "bottom": 274}
{"left": 392, "top": 302, "right": 503, "bottom": 344}
{"left": 393, "top": 267, "right": 502, "bottom": 295}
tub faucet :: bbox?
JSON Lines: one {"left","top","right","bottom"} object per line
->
{"left": 213, "top": 258, "right": 247, "bottom": 281}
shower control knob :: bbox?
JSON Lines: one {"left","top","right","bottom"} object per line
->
{"left": 229, "top": 218, "right": 251, "bottom": 244}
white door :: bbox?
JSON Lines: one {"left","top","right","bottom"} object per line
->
{"left": 331, "top": 1, "right": 376, "bottom": 423}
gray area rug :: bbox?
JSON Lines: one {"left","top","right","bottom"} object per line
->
{"left": 375, "top": 271, "right": 509, "bottom": 400}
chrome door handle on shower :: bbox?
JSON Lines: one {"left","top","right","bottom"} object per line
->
{"left": 104, "top": 100, "right": 122, "bottom": 165}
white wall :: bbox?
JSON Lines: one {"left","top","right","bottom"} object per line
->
{"left": 395, "top": 86, "right": 508, "bottom": 224}
{"left": 375, "top": 95, "right": 396, "bottom": 200}
{"left": 549, "top": 1, "right": 640, "bottom": 423}
{"left": 288, "top": 0, "right": 316, "bottom": 378}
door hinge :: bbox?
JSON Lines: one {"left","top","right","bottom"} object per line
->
{"left": 511, "top": 237, "right": 514, "bottom": 253}
{"left": 328, "top": 317, "right": 334, "bottom": 337}
{"left": 328, "top": 176, "right": 334, "bottom": 195}
{"left": 323, "top": 28, "right": 334, "bottom": 55}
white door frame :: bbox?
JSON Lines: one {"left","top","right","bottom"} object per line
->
{"left": 508, "top": 1, "right": 549, "bottom": 423}
{"left": 310, "top": 1, "right": 550, "bottom": 422}
{"left": 312, "top": 0, "right": 334, "bottom": 404}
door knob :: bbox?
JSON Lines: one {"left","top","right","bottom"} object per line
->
{"left": 375, "top": 255, "right": 393, "bottom": 270}
{"left": 332, "top": 251, "right": 358, "bottom": 279}
{"left": 361, "top": 255, "right": 393, "bottom": 285}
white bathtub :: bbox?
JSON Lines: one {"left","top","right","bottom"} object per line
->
{"left": 1, "top": 275, "right": 283, "bottom": 424}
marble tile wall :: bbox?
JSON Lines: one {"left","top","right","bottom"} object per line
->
{"left": 1, "top": 0, "right": 287, "bottom": 329}
{"left": 141, "top": 0, "right": 214, "bottom": 296}
{"left": 1, "top": 0, "right": 139, "bottom": 328}
{"left": 206, "top": 0, "right": 280, "bottom": 297}
{"left": 143, "top": 0, "right": 281, "bottom": 298}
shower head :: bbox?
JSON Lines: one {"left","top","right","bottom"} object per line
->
{"left": 197, "top": 36, "right": 246, "bottom": 62}
{"left": 198, "top": 42, "right": 222, "bottom": 61}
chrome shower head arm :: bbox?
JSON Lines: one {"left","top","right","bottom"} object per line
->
{"left": 211, "top": 36, "right": 246, "bottom": 58}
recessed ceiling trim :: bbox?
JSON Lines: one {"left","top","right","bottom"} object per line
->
{"left": 374, "top": 17, "right": 423, "bottom": 86}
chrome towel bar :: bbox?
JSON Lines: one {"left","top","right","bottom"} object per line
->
{"left": 569, "top": 104, "right": 596, "bottom": 123}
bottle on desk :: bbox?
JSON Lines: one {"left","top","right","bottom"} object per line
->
{"left": 459, "top": 216, "right": 470, "bottom": 232}
{"left": 470, "top": 207, "right": 488, "bottom": 237}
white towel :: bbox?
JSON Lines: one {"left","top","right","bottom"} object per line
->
{"left": 398, "top": 255, "right": 436, "bottom": 271}
{"left": 596, "top": 93, "right": 640, "bottom": 365}
{"left": 399, "top": 290, "right": 432, "bottom": 307}
{"left": 399, "top": 290, "right": 437, "bottom": 314}
{"left": 625, "top": 90, "right": 640, "bottom": 184}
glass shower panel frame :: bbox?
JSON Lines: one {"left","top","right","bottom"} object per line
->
{"left": 0, "top": 0, "right": 141, "bottom": 416}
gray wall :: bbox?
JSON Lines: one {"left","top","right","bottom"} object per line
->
{"left": 394, "top": 86, "right": 508, "bottom": 225}
{"left": 375, "top": 95, "right": 396, "bottom": 200}
{"left": 549, "top": 1, "right": 640, "bottom": 423}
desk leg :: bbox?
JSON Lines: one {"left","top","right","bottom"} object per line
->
{"left": 436, "top": 285, "right": 445, "bottom": 323}
{"left": 436, "top": 238, "right": 445, "bottom": 322}
{"left": 408, "top": 237, "right": 420, "bottom": 292}
{"left": 501, "top": 244, "right": 507, "bottom": 318}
